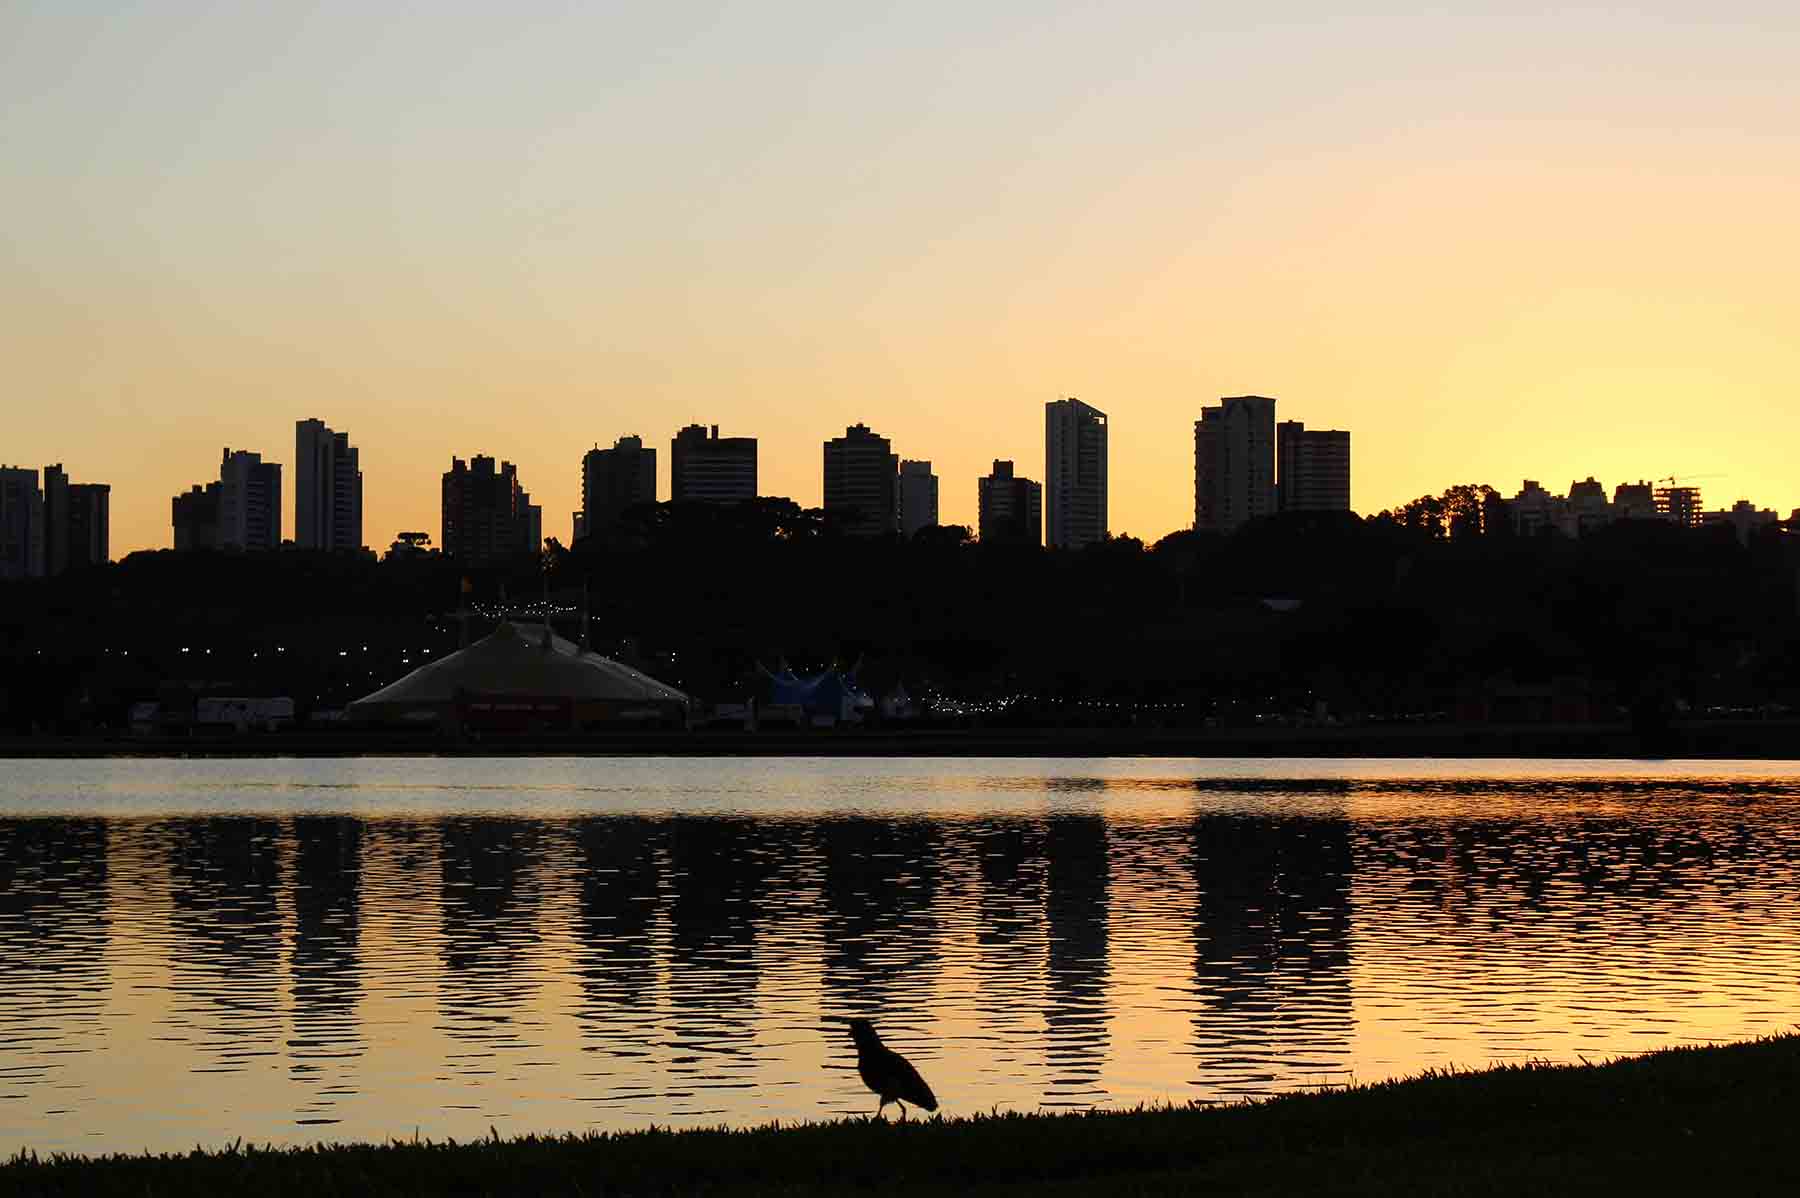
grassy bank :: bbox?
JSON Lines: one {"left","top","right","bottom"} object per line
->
{"left": 5, "top": 1034, "right": 1797, "bottom": 1196}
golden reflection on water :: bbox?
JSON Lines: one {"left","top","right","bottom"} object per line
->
{"left": 2, "top": 758, "right": 1798, "bottom": 1155}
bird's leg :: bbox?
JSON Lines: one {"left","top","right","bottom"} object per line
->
{"left": 873, "top": 1097, "right": 886, "bottom": 1120}
{"left": 897, "top": 1101, "right": 909, "bottom": 1121}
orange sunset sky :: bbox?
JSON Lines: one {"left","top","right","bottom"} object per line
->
{"left": 5, "top": 2, "right": 1797, "bottom": 555}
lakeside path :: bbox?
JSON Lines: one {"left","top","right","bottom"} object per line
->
{"left": 5, "top": 1035, "right": 1796, "bottom": 1196}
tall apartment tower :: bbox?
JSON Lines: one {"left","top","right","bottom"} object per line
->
{"left": 580, "top": 435, "right": 657, "bottom": 538}
{"left": 1045, "top": 398, "right": 1107, "bottom": 549}
{"left": 671, "top": 424, "right": 757, "bottom": 504}
{"left": 40, "top": 463, "right": 108, "bottom": 574}
{"left": 295, "top": 418, "right": 364, "bottom": 551}
{"left": 1275, "top": 421, "right": 1350, "bottom": 513}
{"left": 978, "top": 459, "right": 1042, "bottom": 546}
{"left": 65, "top": 484, "right": 109, "bottom": 570}
{"left": 0, "top": 467, "right": 45, "bottom": 579}
{"left": 522, "top": 490, "right": 543, "bottom": 555}
{"left": 218, "top": 448, "right": 281, "bottom": 550}
{"left": 823, "top": 424, "right": 899, "bottom": 535}
{"left": 897, "top": 460, "right": 939, "bottom": 538}
{"left": 1194, "top": 396, "right": 1277, "bottom": 532}
{"left": 41, "top": 465, "right": 68, "bottom": 576}
{"left": 442, "top": 455, "right": 541, "bottom": 565}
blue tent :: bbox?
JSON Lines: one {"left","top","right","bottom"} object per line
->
{"left": 760, "top": 659, "right": 873, "bottom": 720}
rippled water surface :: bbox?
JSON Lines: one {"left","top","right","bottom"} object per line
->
{"left": 3, "top": 756, "right": 1798, "bottom": 1154}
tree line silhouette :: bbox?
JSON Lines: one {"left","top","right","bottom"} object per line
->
{"left": 2, "top": 489, "right": 1798, "bottom": 733}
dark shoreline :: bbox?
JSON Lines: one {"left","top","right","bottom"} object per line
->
{"left": 4, "top": 717, "right": 1798, "bottom": 759}
{"left": 6, "top": 1035, "right": 1796, "bottom": 1196}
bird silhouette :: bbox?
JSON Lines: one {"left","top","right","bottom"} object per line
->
{"left": 845, "top": 1017, "right": 938, "bottom": 1119}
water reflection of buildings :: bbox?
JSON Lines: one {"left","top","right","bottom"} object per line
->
{"left": 971, "top": 819, "right": 1046, "bottom": 1014}
{"left": 574, "top": 818, "right": 662, "bottom": 1015}
{"left": 569, "top": 818, "right": 666, "bottom": 1111}
{"left": 661, "top": 818, "right": 771, "bottom": 1110}
{"left": 14, "top": 782, "right": 1800, "bottom": 1155}
{"left": 437, "top": 819, "right": 545, "bottom": 1052}
{"left": 954, "top": 818, "right": 1048, "bottom": 1106}
{"left": 0, "top": 820, "right": 110, "bottom": 1096}
{"left": 666, "top": 818, "right": 768, "bottom": 1008}
{"left": 1043, "top": 816, "right": 1110, "bottom": 1101}
{"left": 166, "top": 818, "right": 287, "bottom": 1072}
{"left": 1189, "top": 813, "right": 1354, "bottom": 1094}
{"left": 289, "top": 817, "right": 364, "bottom": 1110}
{"left": 819, "top": 818, "right": 945, "bottom": 1024}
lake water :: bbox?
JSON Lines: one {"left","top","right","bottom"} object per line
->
{"left": 2, "top": 756, "right": 1798, "bottom": 1156}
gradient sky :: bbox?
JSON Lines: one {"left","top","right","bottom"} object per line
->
{"left": 5, "top": 2, "right": 1797, "bottom": 554}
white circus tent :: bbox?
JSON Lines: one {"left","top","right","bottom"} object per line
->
{"left": 347, "top": 620, "right": 689, "bottom": 728}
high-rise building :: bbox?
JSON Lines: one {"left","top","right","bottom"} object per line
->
{"left": 1045, "top": 398, "right": 1107, "bottom": 549}
{"left": 0, "top": 467, "right": 45, "bottom": 580}
{"left": 68, "top": 489, "right": 109, "bottom": 571}
{"left": 520, "top": 489, "right": 542, "bottom": 556}
{"left": 977, "top": 459, "right": 1042, "bottom": 546}
{"left": 671, "top": 424, "right": 757, "bottom": 504}
{"left": 42, "top": 464, "right": 68, "bottom": 576}
{"left": 1274, "top": 420, "right": 1350, "bottom": 514}
{"left": 442, "top": 455, "right": 541, "bottom": 565}
{"left": 897, "top": 460, "right": 939, "bottom": 538}
{"left": 38, "top": 463, "right": 111, "bottom": 573}
{"left": 67, "top": 484, "right": 109, "bottom": 570}
{"left": 823, "top": 424, "right": 899, "bottom": 535}
{"left": 1655, "top": 485, "right": 1704, "bottom": 528}
{"left": 580, "top": 435, "right": 657, "bottom": 538}
{"left": 218, "top": 448, "right": 281, "bottom": 550}
{"left": 1194, "top": 396, "right": 1276, "bottom": 532}
{"left": 172, "top": 482, "right": 221, "bottom": 550}
{"left": 295, "top": 418, "right": 363, "bottom": 551}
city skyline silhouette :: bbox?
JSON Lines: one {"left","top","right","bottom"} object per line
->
{"left": 13, "top": 402, "right": 1790, "bottom": 566}
{"left": 7, "top": 4, "right": 1797, "bottom": 554}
